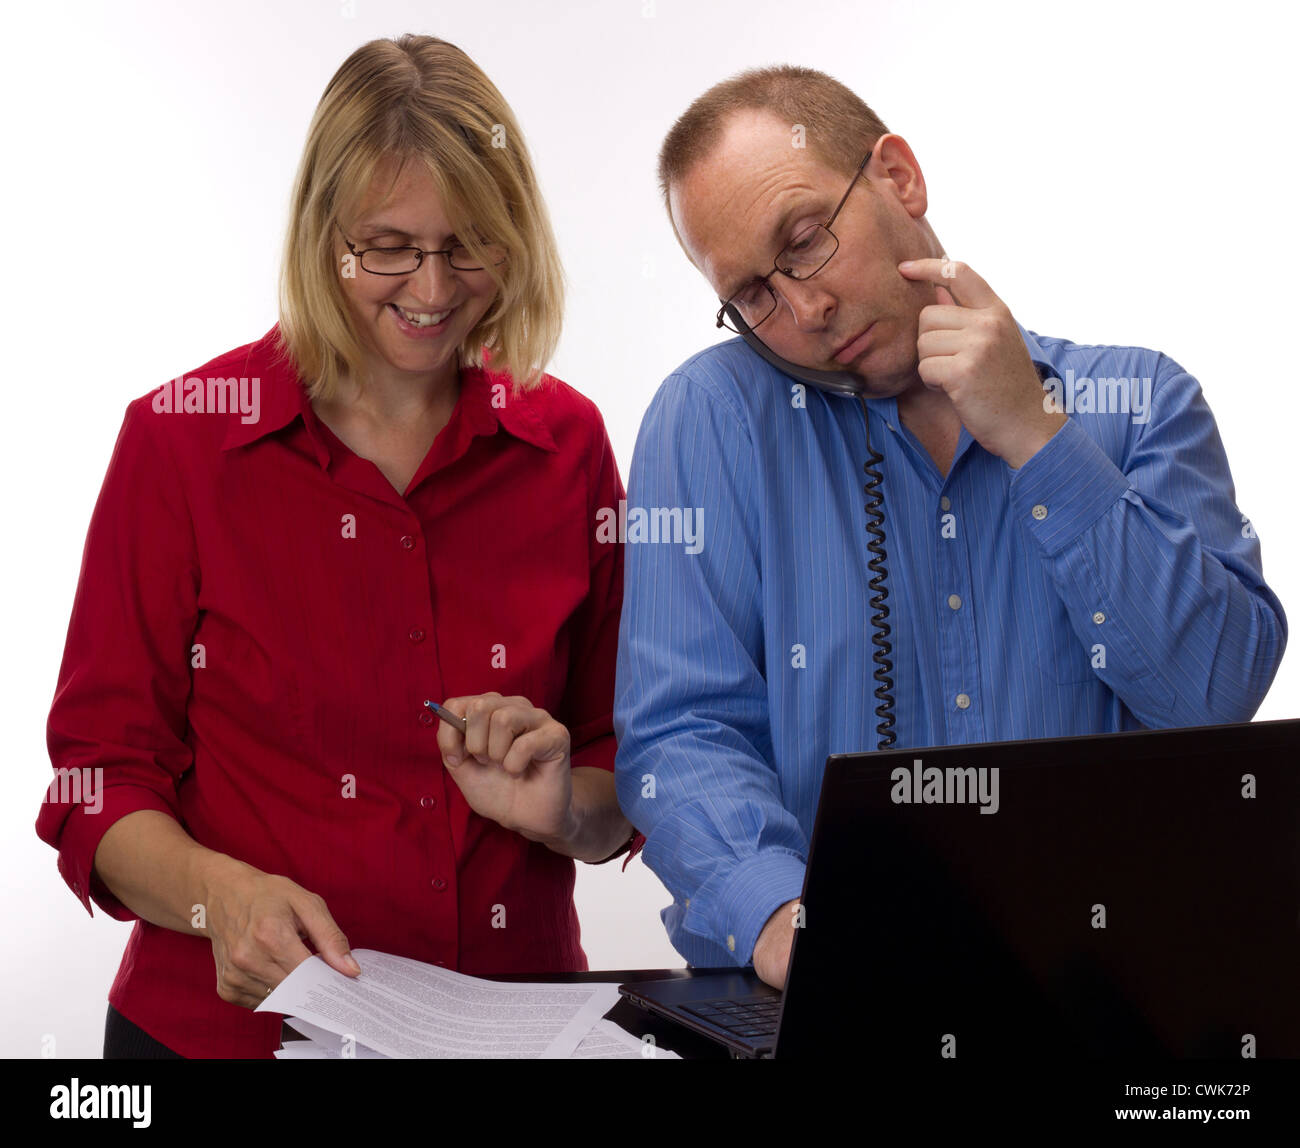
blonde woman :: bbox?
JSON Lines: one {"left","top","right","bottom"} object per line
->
{"left": 37, "top": 34, "right": 635, "bottom": 1059}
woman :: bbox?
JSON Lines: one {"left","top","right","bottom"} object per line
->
{"left": 36, "top": 33, "right": 636, "bottom": 1059}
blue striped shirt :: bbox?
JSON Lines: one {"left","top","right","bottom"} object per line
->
{"left": 613, "top": 326, "right": 1287, "bottom": 969}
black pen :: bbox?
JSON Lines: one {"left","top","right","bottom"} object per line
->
{"left": 423, "top": 699, "right": 468, "bottom": 734}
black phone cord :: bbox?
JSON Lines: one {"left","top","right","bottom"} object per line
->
{"left": 856, "top": 393, "right": 896, "bottom": 749}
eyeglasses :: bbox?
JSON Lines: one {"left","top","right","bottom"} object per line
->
{"left": 715, "top": 148, "right": 873, "bottom": 334}
{"left": 340, "top": 231, "right": 507, "bottom": 276}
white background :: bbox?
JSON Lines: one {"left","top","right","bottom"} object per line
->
{"left": 3, "top": 0, "right": 1295, "bottom": 1057}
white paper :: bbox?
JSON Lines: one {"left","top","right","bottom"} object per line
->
{"left": 570, "top": 1017, "right": 682, "bottom": 1059}
{"left": 257, "top": 949, "right": 620, "bottom": 1059}
{"left": 279, "top": 1016, "right": 389, "bottom": 1058}
{"left": 274, "top": 1040, "right": 330, "bottom": 1059}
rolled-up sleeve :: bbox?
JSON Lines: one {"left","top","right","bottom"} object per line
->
{"left": 37, "top": 397, "right": 200, "bottom": 919}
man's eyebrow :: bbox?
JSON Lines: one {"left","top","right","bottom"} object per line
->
{"left": 718, "top": 199, "right": 809, "bottom": 300}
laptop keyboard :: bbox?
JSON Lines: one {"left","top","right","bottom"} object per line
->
{"left": 681, "top": 996, "right": 781, "bottom": 1041}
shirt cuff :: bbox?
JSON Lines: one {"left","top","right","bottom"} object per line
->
{"left": 1008, "top": 417, "right": 1131, "bottom": 555}
{"left": 587, "top": 830, "right": 646, "bottom": 868}
{"left": 620, "top": 832, "right": 646, "bottom": 871}
{"left": 711, "top": 850, "right": 808, "bottom": 966}
{"left": 53, "top": 787, "right": 181, "bottom": 920}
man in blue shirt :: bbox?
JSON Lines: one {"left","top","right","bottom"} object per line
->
{"left": 613, "top": 65, "right": 1286, "bottom": 990}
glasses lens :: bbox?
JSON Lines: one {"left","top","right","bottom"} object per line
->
{"left": 360, "top": 247, "right": 422, "bottom": 275}
{"left": 448, "top": 243, "right": 508, "bottom": 271}
{"left": 721, "top": 282, "right": 776, "bottom": 332}
{"left": 776, "top": 224, "right": 836, "bottom": 278}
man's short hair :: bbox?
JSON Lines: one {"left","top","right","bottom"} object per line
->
{"left": 657, "top": 64, "right": 891, "bottom": 231}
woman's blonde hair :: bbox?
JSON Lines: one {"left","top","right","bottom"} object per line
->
{"left": 277, "top": 34, "right": 564, "bottom": 399}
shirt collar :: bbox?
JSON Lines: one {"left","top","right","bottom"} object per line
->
{"left": 848, "top": 322, "right": 1059, "bottom": 475}
{"left": 221, "top": 326, "right": 559, "bottom": 457}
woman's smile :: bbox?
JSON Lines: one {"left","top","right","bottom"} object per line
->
{"left": 386, "top": 301, "right": 456, "bottom": 337}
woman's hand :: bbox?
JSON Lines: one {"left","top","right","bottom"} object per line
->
{"left": 201, "top": 856, "right": 360, "bottom": 1009}
{"left": 435, "top": 692, "right": 575, "bottom": 845}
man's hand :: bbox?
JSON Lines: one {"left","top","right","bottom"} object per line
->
{"left": 752, "top": 898, "right": 802, "bottom": 990}
{"left": 436, "top": 692, "right": 575, "bottom": 845}
{"left": 897, "top": 257, "right": 1066, "bottom": 468}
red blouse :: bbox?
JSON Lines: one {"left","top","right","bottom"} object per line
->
{"left": 36, "top": 326, "right": 630, "bottom": 1058}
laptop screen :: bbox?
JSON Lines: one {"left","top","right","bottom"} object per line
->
{"left": 778, "top": 720, "right": 1300, "bottom": 1059}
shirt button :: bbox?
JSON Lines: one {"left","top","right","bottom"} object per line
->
{"left": 1092, "top": 611, "right": 1106, "bottom": 624}
{"left": 400, "top": 535, "right": 416, "bottom": 550}
{"left": 435, "top": 961, "right": 447, "bottom": 967}
{"left": 955, "top": 693, "right": 971, "bottom": 710}
{"left": 432, "top": 877, "right": 447, "bottom": 891}
{"left": 726, "top": 934, "right": 736, "bottom": 953}
{"left": 683, "top": 898, "right": 690, "bottom": 908}
{"left": 418, "top": 709, "right": 434, "bottom": 726}
{"left": 947, "top": 594, "right": 962, "bottom": 611}
{"left": 1031, "top": 504, "right": 1048, "bottom": 520}
{"left": 940, "top": 496, "right": 951, "bottom": 511}
{"left": 72, "top": 881, "right": 81, "bottom": 896}
{"left": 409, "top": 627, "right": 425, "bottom": 643}
{"left": 420, "top": 795, "right": 438, "bottom": 809}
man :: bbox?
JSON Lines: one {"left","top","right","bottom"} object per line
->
{"left": 612, "top": 65, "right": 1286, "bottom": 991}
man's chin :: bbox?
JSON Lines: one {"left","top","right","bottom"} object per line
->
{"left": 816, "top": 360, "right": 908, "bottom": 399}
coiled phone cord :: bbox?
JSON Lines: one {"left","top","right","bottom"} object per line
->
{"left": 856, "top": 393, "right": 896, "bottom": 749}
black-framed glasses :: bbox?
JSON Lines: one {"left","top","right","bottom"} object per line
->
{"left": 715, "top": 148, "right": 873, "bottom": 333}
{"left": 340, "top": 230, "right": 507, "bottom": 276}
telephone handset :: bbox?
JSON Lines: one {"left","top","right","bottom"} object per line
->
{"left": 723, "top": 303, "right": 897, "bottom": 749}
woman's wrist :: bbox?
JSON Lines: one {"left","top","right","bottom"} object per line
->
{"left": 537, "top": 768, "right": 632, "bottom": 862}
{"left": 191, "top": 849, "right": 256, "bottom": 929}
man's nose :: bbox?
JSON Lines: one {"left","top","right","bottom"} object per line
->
{"left": 774, "top": 276, "right": 834, "bottom": 330}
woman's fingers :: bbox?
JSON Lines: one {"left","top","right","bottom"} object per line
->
{"left": 208, "top": 871, "right": 356, "bottom": 1009}
{"left": 434, "top": 697, "right": 471, "bottom": 764}
{"left": 217, "top": 911, "right": 308, "bottom": 1007}
{"left": 288, "top": 888, "right": 359, "bottom": 978}
{"left": 500, "top": 722, "right": 569, "bottom": 776}
{"left": 437, "top": 694, "right": 550, "bottom": 768}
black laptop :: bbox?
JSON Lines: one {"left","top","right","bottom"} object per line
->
{"left": 619, "top": 719, "right": 1300, "bottom": 1059}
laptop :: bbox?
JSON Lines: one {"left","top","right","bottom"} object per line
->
{"left": 619, "top": 719, "right": 1300, "bottom": 1058}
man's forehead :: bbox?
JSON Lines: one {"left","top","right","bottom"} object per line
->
{"left": 670, "top": 110, "right": 840, "bottom": 293}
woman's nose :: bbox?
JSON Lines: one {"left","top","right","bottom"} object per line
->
{"left": 407, "top": 252, "right": 458, "bottom": 305}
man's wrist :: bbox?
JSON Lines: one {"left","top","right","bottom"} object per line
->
{"left": 1002, "top": 409, "right": 1067, "bottom": 469}
{"left": 714, "top": 853, "right": 808, "bottom": 965}
{"left": 754, "top": 898, "right": 799, "bottom": 957}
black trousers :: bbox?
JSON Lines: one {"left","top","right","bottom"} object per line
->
{"left": 103, "top": 1003, "right": 185, "bottom": 1059}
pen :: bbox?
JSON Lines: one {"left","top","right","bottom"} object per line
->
{"left": 424, "top": 699, "right": 468, "bottom": 734}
